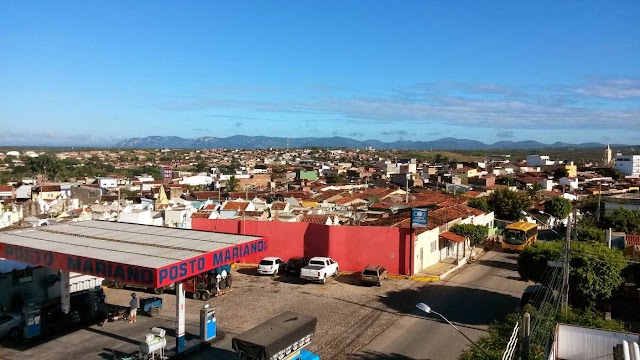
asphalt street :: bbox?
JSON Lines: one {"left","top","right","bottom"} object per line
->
{"left": 351, "top": 250, "right": 531, "bottom": 360}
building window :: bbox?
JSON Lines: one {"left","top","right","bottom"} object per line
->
{"left": 430, "top": 241, "right": 437, "bottom": 253}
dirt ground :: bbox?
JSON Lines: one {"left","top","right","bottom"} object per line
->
{"left": 104, "top": 268, "right": 418, "bottom": 359}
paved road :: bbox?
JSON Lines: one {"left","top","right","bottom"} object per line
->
{"left": 352, "top": 250, "right": 531, "bottom": 360}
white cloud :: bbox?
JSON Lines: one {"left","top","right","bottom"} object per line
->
{"left": 573, "top": 79, "right": 640, "bottom": 99}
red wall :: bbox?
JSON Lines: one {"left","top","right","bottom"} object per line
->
{"left": 192, "top": 219, "right": 411, "bottom": 275}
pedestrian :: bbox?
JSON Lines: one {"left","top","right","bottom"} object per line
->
{"left": 129, "top": 293, "right": 138, "bottom": 323}
{"left": 215, "top": 272, "right": 222, "bottom": 294}
{"left": 221, "top": 268, "right": 228, "bottom": 290}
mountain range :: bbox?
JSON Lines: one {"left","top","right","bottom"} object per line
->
{"left": 113, "top": 135, "right": 613, "bottom": 150}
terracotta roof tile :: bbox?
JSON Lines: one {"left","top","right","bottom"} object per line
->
{"left": 300, "top": 214, "right": 331, "bottom": 224}
{"left": 191, "top": 212, "right": 211, "bottom": 218}
{"left": 440, "top": 231, "right": 466, "bottom": 243}
{"left": 270, "top": 202, "right": 288, "bottom": 210}
{"left": 0, "top": 185, "right": 13, "bottom": 192}
{"left": 40, "top": 185, "right": 61, "bottom": 192}
{"left": 222, "top": 201, "right": 250, "bottom": 211}
{"left": 193, "top": 191, "right": 221, "bottom": 200}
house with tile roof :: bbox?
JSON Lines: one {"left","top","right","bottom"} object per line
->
{"left": 0, "top": 185, "right": 14, "bottom": 201}
{"left": 300, "top": 214, "right": 340, "bottom": 226}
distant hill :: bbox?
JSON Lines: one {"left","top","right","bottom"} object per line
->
{"left": 114, "top": 135, "right": 616, "bottom": 150}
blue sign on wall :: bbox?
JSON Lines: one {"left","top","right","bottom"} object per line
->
{"left": 411, "top": 208, "right": 428, "bottom": 228}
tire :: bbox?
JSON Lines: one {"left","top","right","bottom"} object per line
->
{"left": 273, "top": 268, "right": 279, "bottom": 277}
{"left": 201, "top": 292, "right": 211, "bottom": 301}
{"left": 8, "top": 327, "right": 20, "bottom": 339}
{"left": 321, "top": 275, "right": 326, "bottom": 285}
{"left": 335, "top": 268, "right": 340, "bottom": 277}
{"left": 192, "top": 292, "right": 201, "bottom": 301}
{"left": 114, "top": 281, "right": 124, "bottom": 289}
{"left": 154, "top": 287, "right": 164, "bottom": 295}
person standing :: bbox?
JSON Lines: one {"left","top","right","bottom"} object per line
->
{"left": 129, "top": 293, "right": 138, "bottom": 323}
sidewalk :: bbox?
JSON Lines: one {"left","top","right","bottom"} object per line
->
{"left": 414, "top": 245, "right": 488, "bottom": 281}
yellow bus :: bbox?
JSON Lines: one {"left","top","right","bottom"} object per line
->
{"left": 502, "top": 222, "right": 538, "bottom": 253}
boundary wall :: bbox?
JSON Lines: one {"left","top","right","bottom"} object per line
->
{"left": 192, "top": 218, "right": 411, "bottom": 275}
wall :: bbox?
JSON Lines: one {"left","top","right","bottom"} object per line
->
{"left": 193, "top": 218, "right": 411, "bottom": 275}
{"left": 413, "top": 228, "right": 440, "bottom": 274}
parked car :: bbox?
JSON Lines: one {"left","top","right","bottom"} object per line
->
{"left": 286, "top": 257, "right": 308, "bottom": 276}
{"left": 300, "top": 257, "right": 339, "bottom": 284}
{"left": 0, "top": 313, "right": 23, "bottom": 340}
{"left": 258, "top": 257, "right": 285, "bottom": 276}
{"left": 360, "top": 264, "right": 388, "bottom": 286}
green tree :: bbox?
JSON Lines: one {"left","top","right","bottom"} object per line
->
{"left": 487, "top": 188, "right": 532, "bottom": 221}
{"left": 577, "top": 226, "right": 605, "bottom": 242}
{"left": 26, "top": 155, "right": 62, "bottom": 181}
{"left": 450, "top": 223, "right": 489, "bottom": 245}
{"left": 601, "top": 208, "right": 640, "bottom": 233}
{"left": 192, "top": 161, "right": 209, "bottom": 173}
{"left": 552, "top": 167, "right": 569, "bottom": 179}
{"left": 467, "top": 198, "right": 490, "bottom": 212}
{"left": 544, "top": 197, "right": 573, "bottom": 220}
{"left": 527, "top": 182, "right": 542, "bottom": 201}
{"left": 518, "top": 241, "right": 627, "bottom": 307}
{"left": 517, "top": 241, "right": 563, "bottom": 283}
{"left": 595, "top": 167, "right": 626, "bottom": 181}
{"left": 458, "top": 306, "right": 623, "bottom": 360}
{"left": 225, "top": 176, "right": 239, "bottom": 192}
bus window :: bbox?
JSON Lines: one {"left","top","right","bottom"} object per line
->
{"left": 504, "top": 229, "right": 526, "bottom": 245}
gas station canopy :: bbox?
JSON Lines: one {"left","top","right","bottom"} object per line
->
{"left": 0, "top": 221, "right": 268, "bottom": 288}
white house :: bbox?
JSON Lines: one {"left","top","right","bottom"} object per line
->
{"left": 118, "top": 205, "right": 163, "bottom": 226}
{"left": 559, "top": 177, "right": 579, "bottom": 190}
{"left": 178, "top": 175, "right": 214, "bottom": 186}
{"left": 97, "top": 177, "right": 118, "bottom": 189}
{"left": 614, "top": 153, "right": 640, "bottom": 177}
{"left": 15, "top": 184, "right": 33, "bottom": 200}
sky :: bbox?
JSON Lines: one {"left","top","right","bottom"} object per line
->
{"left": 1, "top": 1, "right": 639, "bottom": 146}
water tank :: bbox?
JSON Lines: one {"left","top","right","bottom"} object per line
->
{"left": 140, "top": 336, "right": 167, "bottom": 355}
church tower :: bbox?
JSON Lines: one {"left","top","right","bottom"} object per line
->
{"left": 604, "top": 143, "right": 613, "bottom": 167}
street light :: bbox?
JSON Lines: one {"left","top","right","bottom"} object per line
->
{"left": 415, "top": 303, "right": 493, "bottom": 359}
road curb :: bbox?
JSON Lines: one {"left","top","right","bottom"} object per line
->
{"left": 232, "top": 263, "right": 258, "bottom": 269}
{"left": 387, "top": 274, "right": 439, "bottom": 282}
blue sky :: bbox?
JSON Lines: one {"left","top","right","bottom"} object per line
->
{"left": 1, "top": 1, "right": 639, "bottom": 146}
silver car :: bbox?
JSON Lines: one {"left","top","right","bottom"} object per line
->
{"left": 0, "top": 313, "right": 22, "bottom": 339}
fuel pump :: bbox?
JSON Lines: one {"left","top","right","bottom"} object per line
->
{"left": 199, "top": 304, "right": 216, "bottom": 341}
{"left": 22, "top": 306, "right": 41, "bottom": 339}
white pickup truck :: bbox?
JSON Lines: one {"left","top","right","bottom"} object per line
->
{"left": 300, "top": 257, "right": 339, "bottom": 284}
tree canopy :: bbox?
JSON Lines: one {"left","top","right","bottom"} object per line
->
{"left": 544, "top": 197, "right": 573, "bottom": 220}
{"left": 225, "top": 176, "right": 239, "bottom": 192}
{"left": 450, "top": 223, "right": 489, "bottom": 245}
{"left": 601, "top": 208, "right": 640, "bottom": 233}
{"left": 487, "top": 188, "right": 532, "bottom": 221}
{"left": 466, "top": 197, "right": 490, "bottom": 212}
{"left": 518, "top": 240, "right": 627, "bottom": 307}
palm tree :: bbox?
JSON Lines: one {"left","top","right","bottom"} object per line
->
{"left": 225, "top": 176, "right": 239, "bottom": 192}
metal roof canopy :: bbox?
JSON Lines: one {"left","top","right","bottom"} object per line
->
{"left": 0, "top": 220, "right": 267, "bottom": 288}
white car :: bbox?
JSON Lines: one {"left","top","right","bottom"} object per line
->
{"left": 257, "top": 257, "right": 284, "bottom": 276}
{"left": 0, "top": 313, "right": 22, "bottom": 339}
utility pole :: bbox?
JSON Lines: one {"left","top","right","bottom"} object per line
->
{"left": 562, "top": 206, "right": 575, "bottom": 313}
{"left": 596, "top": 182, "right": 602, "bottom": 222}
{"left": 520, "top": 312, "right": 531, "bottom": 360}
